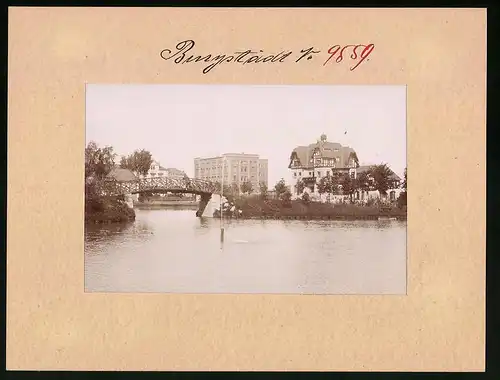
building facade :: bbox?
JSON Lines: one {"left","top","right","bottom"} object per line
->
{"left": 194, "top": 153, "right": 268, "bottom": 193}
{"left": 288, "top": 134, "right": 402, "bottom": 202}
{"left": 288, "top": 134, "right": 359, "bottom": 188}
{"left": 138, "top": 160, "right": 187, "bottom": 180}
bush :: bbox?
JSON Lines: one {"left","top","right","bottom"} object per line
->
{"left": 301, "top": 192, "right": 311, "bottom": 204}
{"left": 85, "top": 185, "right": 136, "bottom": 224}
{"left": 280, "top": 189, "right": 292, "bottom": 208}
{"left": 366, "top": 198, "right": 376, "bottom": 207}
{"left": 229, "top": 197, "right": 407, "bottom": 219}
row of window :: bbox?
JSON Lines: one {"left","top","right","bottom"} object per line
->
{"left": 292, "top": 170, "right": 356, "bottom": 179}
{"left": 198, "top": 167, "right": 259, "bottom": 172}
{"left": 196, "top": 169, "right": 266, "bottom": 177}
{"left": 199, "top": 174, "right": 257, "bottom": 181}
{"left": 195, "top": 162, "right": 267, "bottom": 169}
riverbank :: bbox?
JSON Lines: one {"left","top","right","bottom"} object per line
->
{"left": 230, "top": 198, "right": 407, "bottom": 221}
{"left": 85, "top": 197, "right": 136, "bottom": 224}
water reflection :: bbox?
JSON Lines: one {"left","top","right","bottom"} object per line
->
{"left": 198, "top": 217, "right": 210, "bottom": 229}
{"left": 84, "top": 208, "right": 407, "bottom": 294}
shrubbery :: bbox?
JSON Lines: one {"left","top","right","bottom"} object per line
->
{"left": 85, "top": 182, "right": 135, "bottom": 224}
{"left": 232, "top": 197, "right": 406, "bottom": 218}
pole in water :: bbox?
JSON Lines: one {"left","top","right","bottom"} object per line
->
{"left": 220, "top": 227, "right": 225, "bottom": 243}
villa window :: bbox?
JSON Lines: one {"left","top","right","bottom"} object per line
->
{"left": 293, "top": 172, "right": 297, "bottom": 177}
{"left": 317, "top": 171, "right": 321, "bottom": 177}
{"left": 299, "top": 172, "right": 301, "bottom": 176}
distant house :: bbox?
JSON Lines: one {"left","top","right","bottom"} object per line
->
{"left": 354, "top": 165, "right": 403, "bottom": 202}
{"left": 164, "top": 167, "right": 188, "bottom": 179}
{"left": 106, "top": 167, "right": 138, "bottom": 182}
{"left": 139, "top": 160, "right": 188, "bottom": 180}
{"left": 355, "top": 165, "right": 401, "bottom": 187}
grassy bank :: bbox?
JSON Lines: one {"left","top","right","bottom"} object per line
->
{"left": 232, "top": 198, "right": 407, "bottom": 220}
{"left": 85, "top": 197, "right": 136, "bottom": 224}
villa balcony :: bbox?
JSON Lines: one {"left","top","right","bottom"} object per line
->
{"left": 301, "top": 176, "right": 317, "bottom": 183}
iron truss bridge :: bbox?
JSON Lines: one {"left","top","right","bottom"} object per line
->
{"left": 92, "top": 177, "right": 219, "bottom": 197}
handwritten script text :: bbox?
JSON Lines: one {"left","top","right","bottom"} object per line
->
{"left": 159, "top": 40, "right": 374, "bottom": 74}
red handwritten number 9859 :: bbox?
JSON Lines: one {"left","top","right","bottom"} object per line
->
{"left": 323, "top": 44, "right": 375, "bottom": 71}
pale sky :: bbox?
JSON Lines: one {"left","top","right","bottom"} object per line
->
{"left": 86, "top": 85, "right": 406, "bottom": 185}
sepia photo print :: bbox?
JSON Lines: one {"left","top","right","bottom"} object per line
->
{"left": 85, "top": 84, "right": 407, "bottom": 295}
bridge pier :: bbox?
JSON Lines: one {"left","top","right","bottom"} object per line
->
{"left": 196, "top": 193, "right": 212, "bottom": 217}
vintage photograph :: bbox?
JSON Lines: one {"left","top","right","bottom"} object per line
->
{"left": 85, "top": 84, "right": 407, "bottom": 294}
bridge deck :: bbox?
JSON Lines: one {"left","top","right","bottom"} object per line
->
{"left": 92, "top": 177, "right": 219, "bottom": 197}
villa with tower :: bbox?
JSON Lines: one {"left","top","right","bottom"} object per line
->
{"left": 288, "top": 134, "right": 402, "bottom": 202}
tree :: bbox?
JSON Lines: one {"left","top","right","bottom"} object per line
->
{"left": 259, "top": 181, "right": 268, "bottom": 200}
{"left": 397, "top": 167, "right": 407, "bottom": 209}
{"left": 213, "top": 181, "right": 222, "bottom": 194}
{"left": 120, "top": 149, "right": 153, "bottom": 176}
{"left": 274, "top": 178, "right": 288, "bottom": 199}
{"left": 295, "top": 179, "right": 305, "bottom": 195}
{"left": 281, "top": 189, "right": 292, "bottom": 207}
{"left": 85, "top": 141, "right": 116, "bottom": 179}
{"left": 231, "top": 182, "right": 240, "bottom": 197}
{"left": 368, "top": 164, "right": 393, "bottom": 197}
{"left": 355, "top": 171, "right": 370, "bottom": 192}
{"left": 339, "top": 173, "right": 356, "bottom": 202}
{"left": 317, "top": 174, "right": 340, "bottom": 200}
{"left": 119, "top": 156, "right": 127, "bottom": 168}
{"left": 222, "top": 184, "right": 234, "bottom": 202}
{"left": 240, "top": 181, "right": 253, "bottom": 195}
{"left": 317, "top": 176, "right": 331, "bottom": 196}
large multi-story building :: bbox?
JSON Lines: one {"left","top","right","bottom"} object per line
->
{"left": 194, "top": 153, "right": 268, "bottom": 193}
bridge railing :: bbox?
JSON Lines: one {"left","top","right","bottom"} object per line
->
{"left": 90, "top": 177, "right": 219, "bottom": 197}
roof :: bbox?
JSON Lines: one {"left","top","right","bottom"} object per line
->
{"left": 166, "top": 167, "right": 187, "bottom": 176}
{"left": 106, "top": 168, "right": 138, "bottom": 182}
{"left": 153, "top": 161, "right": 184, "bottom": 174}
{"left": 290, "top": 140, "right": 356, "bottom": 168}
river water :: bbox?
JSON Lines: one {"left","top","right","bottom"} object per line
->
{"left": 84, "top": 208, "right": 407, "bottom": 294}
